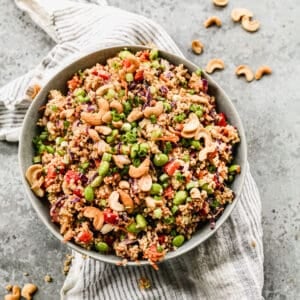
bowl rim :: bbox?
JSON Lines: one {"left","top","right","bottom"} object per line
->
{"left": 18, "top": 45, "right": 247, "bottom": 266}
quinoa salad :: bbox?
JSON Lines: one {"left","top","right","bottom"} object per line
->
{"left": 25, "top": 48, "right": 241, "bottom": 268}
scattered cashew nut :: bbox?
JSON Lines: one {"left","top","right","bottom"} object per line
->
{"left": 241, "top": 15, "right": 260, "bottom": 32}
{"left": 143, "top": 101, "right": 164, "bottom": 118}
{"left": 21, "top": 283, "right": 38, "bottom": 300}
{"left": 231, "top": 8, "right": 253, "bottom": 22}
{"left": 113, "top": 155, "right": 131, "bottom": 169}
{"left": 83, "top": 207, "right": 104, "bottom": 230}
{"left": 129, "top": 158, "right": 150, "bottom": 178}
{"left": 204, "top": 16, "right": 222, "bottom": 28}
{"left": 118, "top": 189, "right": 134, "bottom": 213}
{"left": 110, "top": 100, "right": 123, "bottom": 113}
{"left": 191, "top": 40, "right": 204, "bottom": 55}
{"left": 235, "top": 65, "right": 254, "bottom": 82}
{"left": 127, "top": 108, "right": 144, "bottom": 122}
{"left": 255, "top": 65, "right": 272, "bottom": 80}
{"left": 212, "top": 0, "right": 228, "bottom": 7}
{"left": 138, "top": 174, "right": 152, "bottom": 192}
{"left": 25, "top": 164, "right": 45, "bottom": 197}
{"left": 108, "top": 191, "right": 124, "bottom": 211}
{"left": 205, "top": 58, "right": 225, "bottom": 74}
{"left": 4, "top": 285, "right": 21, "bottom": 300}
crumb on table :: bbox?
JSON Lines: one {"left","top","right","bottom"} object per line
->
{"left": 44, "top": 274, "right": 53, "bottom": 283}
{"left": 138, "top": 277, "right": 151, "bottom": 290}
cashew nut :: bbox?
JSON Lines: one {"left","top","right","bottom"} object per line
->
{"left": 88, "top": 129, "right": 100, "bottom": 142}
{"left": 235, "top": 65, "right": 254, "bottom": 82}
{"left": 205, "top": 58, "right": 225, "bottom": 74}
{"left": 145, "top": 196, "right": 163, "bottom": 209}
{"left": 255, "top": 65, "right": 272, "bottom": 80}
{"left": 4, "top": 285, "right": 21, "bottom": 300}
{"left": 231, "top": 8, "right": 253, "bottom": 22}
{"left": 96, "top": 84, "right": 114, "bottom": 96}
{"left": 118, "top": 189, "right": 134, "bottom": 213}
{"left": 138, "top": 174, "right": 152, "bottom": 192}
{"left": 181, "top": 131, "right": 197, "bottom": 139}
{"left": 95, "top": 126, "right": 112, "bottom": 136}
{"left": 190, "top": 187, "right": 201, "bottom": 199}
{"left": 129, "top": 158, "right": 150, "bottom": 178}
{"left": 127, "top": 108, "right": 144, "bottom": 122}
{"left": 102, "top": 111, "right": 112, "bottom": 123}
{"left": 81, "top": 112, "right": 103, "bottom": 126}
{"left": 194, "top": 128, "right": 216, "bottom": 161}
{"left": 204, "top": 16, "right": 222, "bottom": 28}
{"left": 96, "top": 98, "right": 110, "bottom": 111}
{"left": 101, "top": 223, "right": 115, "bottom": 234}
{"left": 21, "top": 284, "right": 37, "bottom": 300}
{"left": 191, "top": 40, "right": 204, "bottom": 55}
{"left": 112, "top": 120, "right": 123, "bottom": 129}
{"left": 83, "top": 207, "right": 104, "bottom": 230}
{"left": 25, "top": 164, "right": 45, "bottom": 197}
{"left": 118, "top": 180, "right": 130, "bottom": 190}
{"left": 212, "top": 0, "right": 228, "bottom": 7}
{"left": 241, "top": 15, "right": 260, "bottom": 32}
{"left": 108, "top": 191, "right": 125, "bottom": 211}
{"left": 110, "top": 100, "right": 123, "bottom": 113}
{"left": 113, "top": 155, "right": 131, "bottom": 169}
{"left": 143, "top": 101, "right": 164, "bottom": 118}
{"left": 182, "top": 113, "right": 200, "bottom": 133}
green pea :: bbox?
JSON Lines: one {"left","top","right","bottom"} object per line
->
{"left": 121, "top": 122, "right": 132, "bottom": 132}
{"left": 150, "top": 114, "right": 157, "bottom": 124}
{"left": 153, "top": 208, "right": 162, "bottom": 219}
{"left": 195, "top": 109, "right": 203, "bottom": 118}
{"left": 182, "top": 154, "right": 190, "bottom": 162}
{"left": 159, "top": 173, "right": 169, "bottom": 182}
{"left": 131, "top": 121, "right": 137, "bottom": 128}
{"left": 138, "top": 143, "right": 149, "bottom": 156}
{"left": 91, "top": 176, "right": 103, "bottom": 188}
{"left": 153, "top": 153, "right": 169, "bottom": 167}
{"left": 228, "top": 164, "right": 241, "bottom": 174}
{"left": 191, "top": 140, "right": 201, "bottom": 150}
{"left": 51, "top": 105, "right": 58, "bottom": 112}
{"left": 74, "top": 88, "right": 86, "bottom": 97}
{"left": 151, "top": 130, "right": 162, "bottom": 139}
{"left": 119, "top": 50, "right": 132, "bottom": 59}
{"left": 172, "top": 235, "right": 185, "bottom": 247}
{"left": 57, "top": 150, "right": 65, "bottom": 156}
{"left": 102, "top": 152, "right": 112, "bottom": 162}
{"left": 125, "top": 73, "right": 134, "bottom": 82}
{"left": 171, "top": 205, "right": 179, "bottom": 215}
{"left": 95, "top": 242, "right": 109, "bottom": 253}
{"left": 150, "top": 183, "right": 163, "bottom": 195}
{"left": 157, "top": 245, "right": 164, "bottom": 252}
{"left": 77, "top": 95, "right": 90, "bottom": 103}
{"left": 136, "top": 214, "right": 147, "bottom": 230}
{"left": 126, "top": 222, "right": 141, "bottom": 234}
{"left": 84, "top": 186, "right": 94, "bottom": 202}
{"left": 106, "top": 88, "right": 116, "bottom": 99}
{"left": 150, "top": 49, "right": 159, "bottom": 61}
{"left": 164, "top": 216, "right": 174, "bottom": 224}
{"left": 162, "top": 182, "right": 169, "bottom": 188}
{"left": 173, "top": 190, "right": 188, "bottom": 205}
{"left": 106, "top": 135, "right": 115, "bottom": 143}
{"left": 130, "top": 143, "right": 139, "bottom": 159}
{"left": 98, "top": 161, "right": 110, "bottom": 176}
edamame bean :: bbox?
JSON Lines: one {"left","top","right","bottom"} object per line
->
{"left": 186, "top": 182, "right": 196, "bottom": 190}
{"left": 136, "top": 214, "right": 147, "bottom": 230}
{"left": 172, "top": 235, "right": 185, "bottom": 247}
{"left": 150, "top": 49, "right": 159, "bottom": 61}
{"left": 98, "top": 161, "right": 110, "bottom": 176}
{"left": 153, "top": 153, "right": 169, "bottom": 167}
{"left": 171, "top": 205, "right": 179, "bottom": 215}
{"left": 125, "top": 73, "right": 134, "bottom": 82}
{"left": 191, "top": 140, "right": 201, "bottom": 150}
{"left": 102, "top": 152, "right": 112, "bottom": 162}
{"left": 106, "top": 88, "right": 116, "bottom": 99}
{"left": 84, "top": 186, "right": 94, "bottom": 202}
{"left": 153, "top": 208, "right": 162, "bottom": 219}
{"left": 138, "top": 143, "right": 149, "bottom": 156}
{"left": 150, "top": 183, "right": 163, "bottom": 195}
{"left": 91, "top": 176, "right": 103, "bottom": 188}
{"left": 126, "top": 222, "right": 140, "bottom": 234}
{"left": 95, "top": 242, "right": 109, "bottom": 252}
{"left": 201, "top": 183, "right": 214, "bottom": 195}
{"left": 159, "top": 173, "right": 169, "bottom": 182}
{"left": 173, "top": 190, "right": 188, "bottom": 205}
{"left": 130, "top": 143, "right": 139, "bottom": 158}
{"left": 228, "top": 164, "right": 241, "bottom": 174}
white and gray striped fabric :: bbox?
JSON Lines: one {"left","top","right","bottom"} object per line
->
{"left": 1, "top": 1, "right": 264, "bottom": 299}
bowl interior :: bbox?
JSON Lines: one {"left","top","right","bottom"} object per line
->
{"left": 19, "top": 45, "right": 247, "bottom": 266}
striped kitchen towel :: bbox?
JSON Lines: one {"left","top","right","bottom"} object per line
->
{"left": 1, "top": 0, "right": 264, "bottom": 299}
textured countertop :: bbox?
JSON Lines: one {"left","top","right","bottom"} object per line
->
{"left": 0, "top": 0, "right": 299, "bottom": 299}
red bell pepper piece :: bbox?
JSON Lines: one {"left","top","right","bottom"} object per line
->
{"left": 78, "top": 231, "right": 93, "bottom": 243}
{"left": 164, "top": 160, "right": 180, "bottom": 176}
{"left": 104, "top": 210, "right": 119, "bottom": 224}
{"left": 216, "top": 112, "right": 227, "bottom": 127}
{"left": 134, "top": 70, "right": 144, "bottom": 81}
{"left": 65, "top": 170, "right": 80, "bottom": 184}
{"left": 122, "top": 59, "right": 132, "bottom": 68}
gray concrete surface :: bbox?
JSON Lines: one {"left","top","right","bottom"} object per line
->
{"left": 0, "top": 0, "right": 299, "bottom": 299}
